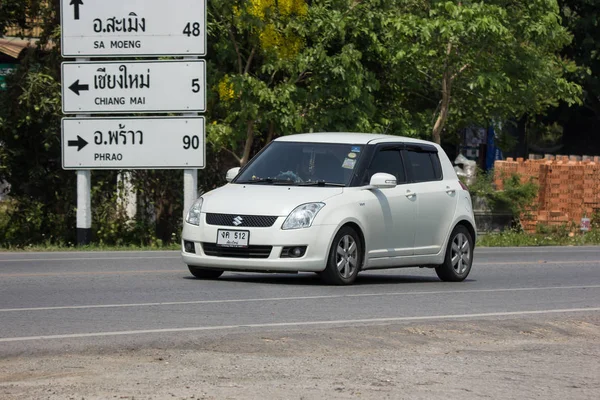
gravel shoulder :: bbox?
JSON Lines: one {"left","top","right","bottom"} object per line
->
{"left": 1, "top": 315, "right": 599, "bottom": 400}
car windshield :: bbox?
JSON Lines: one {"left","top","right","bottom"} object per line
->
{"left": 235, "top": 142, "right": 364, "bottom": 186}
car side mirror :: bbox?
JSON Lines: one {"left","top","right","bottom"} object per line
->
{"left": 369, "top": 172, "right": 397, "bottom": 189}
{"left": 226, "top": 167, "right": 241, "bottom": 183}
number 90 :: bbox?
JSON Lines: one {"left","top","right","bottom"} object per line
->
{"left": 183, "top": 135, "right": 200, "bottom": 150}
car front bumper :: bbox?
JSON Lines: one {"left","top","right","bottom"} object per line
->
{"left": 181, "top": 216, "right": 338, "bottom": 272}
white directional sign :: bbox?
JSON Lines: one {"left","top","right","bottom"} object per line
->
{"left": 62, "top": 117, "right": 205, "bottom": 170}
{"left": 60, "top": 0, "right": 206, "bottom": 57}
{"left": 62, "top": 60, "right": 206, "bottom": 114}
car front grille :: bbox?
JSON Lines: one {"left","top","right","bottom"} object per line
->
{"left": 201, "top": 243, "right": 273, "bottom": 259}
{"left": 205, "top": 213, "right": 278, "bottom": 228}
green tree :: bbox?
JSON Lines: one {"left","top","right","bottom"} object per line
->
{"left": 207, "top": 0, "right": 414, "bottom": 166}
{"left": 0, "top": 1, "right": 30, "bottom": 35}
{"left": 560, "top": 0, "right": 600, "bottom": 120}
{"left": 0, "top": 1, "right": 198, "bottom": 246}
{"left": 0, "top": 0, "right": 69, "bottom": 245}
{"left": 207, "top": 0, "right": 582, "bottom": 155}
{"left": 533, "top": 0, "right": 600, "bottom": 155}
{"left": 384, "top": 0, "right": 582, "bottom": 143}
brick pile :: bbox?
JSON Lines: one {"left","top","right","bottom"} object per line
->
{"left": 493, "top": 156, "right": 600, "bottom": 233}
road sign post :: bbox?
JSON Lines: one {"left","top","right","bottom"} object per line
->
{"left": 62, "top": 60, "right": 206, "bottom": 114}
{"left": 61, "top": 0, "right": 206, "bottom": 57}
{"left": 62, "top": 117, "right": 206, "bottom": 169}
{"left": 182, "top": 53, "right": 201, "bottom": 221}
{"left": 61, "top": 0, "right": 208, "bottom": 246}
{"left": 74, "top": 53, "right": 92, "bottom": 246}
{"left": 77, "top": 169, "right": 92, "bottom": 245}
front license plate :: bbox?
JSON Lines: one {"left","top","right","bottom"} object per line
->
{"left": 216, "top": 230, "right": 250, "bottom": 248}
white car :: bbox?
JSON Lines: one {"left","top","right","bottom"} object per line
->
{"left": 182, "top": 133, "right": 476, "bottom": 285}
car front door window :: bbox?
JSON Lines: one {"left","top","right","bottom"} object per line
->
{"left": 365, "top": 148, "right": 406, "bottom": 184}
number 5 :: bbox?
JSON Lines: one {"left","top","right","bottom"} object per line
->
{"left": 192, "top": 79, "right": 201, "bottom": 93}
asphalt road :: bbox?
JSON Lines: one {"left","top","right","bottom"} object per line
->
{"left": 1, "top": 246, "right": 599, "bottom": 354}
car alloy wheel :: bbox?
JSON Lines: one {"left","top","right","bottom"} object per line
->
{"left": 436, "top": 225, "right": 473, "bottom": 282}
{"left": 321, "top": 226, "right": 362, "bottom": 285}
{"left": 451, "top": 232, "right": 471, "bottom": 275}
{"left": 336, "top": 234, "right": 359, "bottom": 279}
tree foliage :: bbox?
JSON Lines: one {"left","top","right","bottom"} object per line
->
{"left": 380, "top": 0, "right": 582, "bottom": 143}
{"left": 205, "top": 0, "right": 582, "bottom": 156}
{"left": 560, "top": 0, "right": 600, "bottom": 119}
{"left": 0, "top": 0, "right": 588, "bottom": 246}
{"left": 206, "top": 0, "right": 387, "bottom": 165}
{"left": 533, "top": 0, "right": 600, "bottom": 155}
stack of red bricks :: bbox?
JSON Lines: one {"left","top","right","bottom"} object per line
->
{"left": 494, "top": 156, "right": 600, "bottom": 233}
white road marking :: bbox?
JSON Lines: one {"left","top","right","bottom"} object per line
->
{"left": 0, "top": 256, "right": 180, "bottom": 263}
{"left": 1, "top": 307, "right": 599, "bottom": 343}
{"left": 1, "top": 285, "right": 599, "bottom": 313}
{"left": 476, "top": 260, "right": 600, "bottom": 266}
{"left": 476, "top": 247, "right": 600, "bottom": 253}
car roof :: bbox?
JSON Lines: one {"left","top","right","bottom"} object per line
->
{"left": 274, "top": 132, "right": 436, "bottom": 146}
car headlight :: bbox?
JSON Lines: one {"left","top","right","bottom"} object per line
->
{"left": 282, "top": 203, "right": 325, "bottom": 230}
{"left": 186, "top": 198, "right": 204, "bottom": 226}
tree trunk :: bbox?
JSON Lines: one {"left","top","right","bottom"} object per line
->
{"left": 432, "top": 40, "right": 454, "bottom": 144}
{"left": 432, "top": 70, "right": 452, "bottom": 144}
{"left": 266, "top": 121, "right": 275, "bottom": 144}
{"left": 239, "top": 121, "right": 255, "bottom": 166}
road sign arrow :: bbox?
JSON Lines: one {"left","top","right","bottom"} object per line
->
{"left": 69, "top": 80, "right": 89, "bottom": 96}
{"left": 70, "top": 0, "right": 84, "bottom": 20}
{"left": 68, "top": 135, "right": 89, "bottom": 151}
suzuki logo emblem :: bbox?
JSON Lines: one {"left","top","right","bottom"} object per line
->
{"left": 233, "top": 216, "right": 244, "bottom": 226}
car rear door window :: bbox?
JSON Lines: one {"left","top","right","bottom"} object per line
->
{"left": 431, "top": 153, "right": 443, "bottom": 180}
{"left": 406, "top": 150, "right": 441, "bottom": 183}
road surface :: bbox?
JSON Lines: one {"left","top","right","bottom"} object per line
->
{"left": 0, "top": 246, "right": 599, "bottom": 399}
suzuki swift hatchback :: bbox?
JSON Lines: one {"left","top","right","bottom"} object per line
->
{"left": 182, "top": 133, "right": 476, "bottom": 285}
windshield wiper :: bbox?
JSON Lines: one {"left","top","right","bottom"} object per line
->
{"left": 236, "top": 178, "right": 296, "bottom": 185}
{"left": 298, "top": 180, "right": 345, "bottom": 187}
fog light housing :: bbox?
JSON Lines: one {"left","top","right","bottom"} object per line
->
{"left": 184, "top": 240, "right": 196, "bottom": 254}
{"left": 281, "top": 246, "right": 307, "bottom": 258}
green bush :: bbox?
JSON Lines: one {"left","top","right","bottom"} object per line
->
{"left": 0, "top": 198, "right": 75, "bottom": 247}
{"left": 467, "top": 169, "right": 539, "bottom": 227}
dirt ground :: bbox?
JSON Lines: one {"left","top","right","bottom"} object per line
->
{"left": 1, "top": 315, "right": 599, "bottom": 400}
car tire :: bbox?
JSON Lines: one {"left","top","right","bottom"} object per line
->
{"left": 188, "top": 266, "right": 224, "bottom": 280}
{"left": 435, "top": 225, "right": 473, "bottom": 282}
{"left": 320, "top": 226, "right": 363, "bottom": 285}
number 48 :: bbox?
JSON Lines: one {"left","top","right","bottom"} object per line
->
{"left": 183, "top": 22, "right": 201, "bottom": 37}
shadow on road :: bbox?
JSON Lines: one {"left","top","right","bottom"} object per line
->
{"left": 183, "top": 272, "right": 453, "bottom": 286}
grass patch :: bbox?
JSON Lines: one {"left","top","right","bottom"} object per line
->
{"left": 478, "top": 228, "right": 600, "bottom": 247}
{"left": 0, "top": 242, "right": 180, "bottom": 252}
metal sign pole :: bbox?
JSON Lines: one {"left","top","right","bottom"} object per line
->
{"left": 61, "top": 0, "right": 207, "bottom": 240}
{"left": 183, "top": 55, "right": 199, "bottom": 219}
{"left": 75, "top": 59, "right": 91, "bottom": 245}
{"left": 76, "top": 169, "right": 92, "bottom": 245}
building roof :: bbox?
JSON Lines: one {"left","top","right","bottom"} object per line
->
{"left": 0, "top": 37, "right": 40, "bottom": 59}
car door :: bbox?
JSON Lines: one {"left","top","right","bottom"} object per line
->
{"left": 361, "top": 145, "right": 417, "bottom": 259}
{"left": 403, "top": 145, "right": 458, "bottom": 255}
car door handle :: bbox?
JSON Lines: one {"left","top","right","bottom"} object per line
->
{"left": 405, "top": 191, "right": 416, "bottom": 199}
{"left": 446, "top": 186, "right": 456, "bottom": 195}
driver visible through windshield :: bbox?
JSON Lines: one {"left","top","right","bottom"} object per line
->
{"left": 235, "top": 142, "right": 364, "bottom": 186}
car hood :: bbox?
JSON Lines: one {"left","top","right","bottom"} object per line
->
{"left": 202, "top": 184, "right": 344, "bottom": 216}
